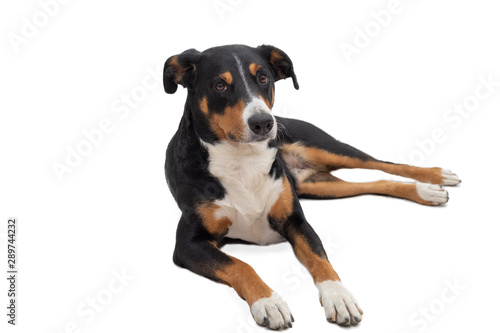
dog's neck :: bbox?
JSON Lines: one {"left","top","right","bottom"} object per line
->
{"left": 201, "top": 139, "right": 278, "bottom": 179}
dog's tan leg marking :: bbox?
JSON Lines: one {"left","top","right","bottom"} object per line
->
{"left": 297, "top": 172, "right": 448, "bottom": 206}
{"left": 215, "top": 257, "right": 293, "bottom": 329}
{"left": 282, "top": 143, "right": 461, "bottom": 186}
{"left": 291, "top": 231, "right": 340, "bottom": 283}
{"left": 363, "top": 162, "right": 461, "bottom": 186}
{"left": 215, "top": 257, "right": 273, "bottom": 305}
{"left": 290, "top": 231, "right": 362, "bottom": 326}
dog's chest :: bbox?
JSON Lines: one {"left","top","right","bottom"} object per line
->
{"left": 203, "top": 141, "right": 286, "bottom": 245}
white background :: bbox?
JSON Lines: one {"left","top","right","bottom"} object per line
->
{"left": 1, "top": 0, "right": 499, "bottom": 332}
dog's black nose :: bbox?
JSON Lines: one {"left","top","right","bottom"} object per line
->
{"left": 248, "top": 114, "right": 274, "bottom": 135}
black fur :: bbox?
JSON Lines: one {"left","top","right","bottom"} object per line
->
{"left": 164, "top": 44, "right": 368, "bottom": 275}
{"left": 276, "top": 116, "right": 376, "bottom": 162}
{"left": 163, "top": 44, "right": 368, "bottom": 316}
{"left": 160, "top": 44, "right": 459, "bottom": 328}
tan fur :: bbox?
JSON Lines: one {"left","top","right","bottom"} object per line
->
{"left": 215, "top": 256, "right": 274, "bottom": 305}
{"left": 199, "top": 97, "right": 246, "bottom": 141}
{"left": 259, "top": 94, "right": 273, "bottom": 109}
{"left": 220, "top": 71, "right": 233, "bottom": 85}
{"left": 269, "top": 177, "right": 294, "bottom": 221}
{"left": 269, "top": 50, "right": 286, "bottom": 79}
{"left": 197, "top": 202, "right": 232, "bottom": 236}
{"left": 291, "top": 232, "right": 340, "bottom": 284}
{"left": 298, "top": 175, "right": 437, "bottom": 206}
{"left": 167, "top": 56, "right": 186, "bottom": 84}
{"left": 249, "top": 63, "right": 261, "bottom": 76}
{"left": 282, "top": 142, "right": 447, "bottom": 183}
{"left": 282, "top": 142, "right": 449, "bottom": 204}
{"left": 199, "top": 96, "right": 209, "bottom": 115}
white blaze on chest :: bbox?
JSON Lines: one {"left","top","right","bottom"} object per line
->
{"left": 202, "top": 140, "right": 286, "bottom": 245}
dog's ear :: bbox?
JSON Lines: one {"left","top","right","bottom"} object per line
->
{"left": 163, "top": 48, "right": 201, "bottom": 94}
{"left": 257, "top": 45, "right": 299, "bottom": 90}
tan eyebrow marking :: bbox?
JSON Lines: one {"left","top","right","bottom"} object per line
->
{"left": 220, "top": 71, "right": 233, "bottom": 85}
{"left": 249, "top": 63, "right": 261, "bottom": 76}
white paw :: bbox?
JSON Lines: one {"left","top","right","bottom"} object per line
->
{"left": 251, "top": 292, "right": 294, "bottom": 330}
{"left": 416, "top": 182, "right": 449, "bottom": 206}
{"left": 441, "top": 169, "right": 461, "bottom": 186}
{"left": 316, "top": 280, "right": 363, "bottom": 326}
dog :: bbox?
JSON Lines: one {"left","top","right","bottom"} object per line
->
{"left": 162, "top": 44, "right": 460, "bottom": 329}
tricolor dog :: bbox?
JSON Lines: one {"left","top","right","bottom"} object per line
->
{"left": 163, "top": 44, "right": 460, "bottom": 329}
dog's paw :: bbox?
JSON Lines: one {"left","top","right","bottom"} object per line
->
{"left": 251, "top": 292, "right": 294, "bottom": 330}
{"left": 440, "top": 169, "right": 461, "bottom": 186}
{"left": 317, "top": 280, "right": 362, "bottom": 326}
{"left": 416, "top": 182, "right": 449, "bottom": 206}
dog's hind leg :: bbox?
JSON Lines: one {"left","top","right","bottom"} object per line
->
{"left": 277, "top": 117, "right": 461, "bottom": 186}
{"left": 295, "top": 171, "right": 449, "bottom": 206}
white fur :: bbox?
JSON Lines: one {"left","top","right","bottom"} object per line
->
{"left": 242, "top": 98, "right": 277, "bottom": 137}
{"left": 234, "top": 55, "right": 252, "bottom": 96}
{"left": 281, "top": 148, "right": 316, "bottom": 182}
{"left": 202, "top": 140, "right": 286, "bottom": 245}
{"left": 251, "top": 292, "right": 293, "bottom": 329}
{"left": 233, "top": 54, "right": 277, "bottom": 141}
{"left": 316, "top": 280, "right": 362, "bottom": 326}
{"left": 416, "top": 182, "right": 449, "bottom": 205}
{"left": 441, "top": 169, "right": 461, "bottom": 186}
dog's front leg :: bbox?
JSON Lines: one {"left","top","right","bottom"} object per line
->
{"left": 270, "top": 178, "right": 363, "bottom": 326}
{"left": 173, "top": 216, "right": 294, "bottom": 330}
{"left": 287, "top": 222, "right": 363, "bottom": 326}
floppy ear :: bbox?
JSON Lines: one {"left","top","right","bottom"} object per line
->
{"left": 257, "top": 45, "right": 299, "bottom": 90}
{"left": 163, "top": 48, "right": 201, "bottom": 94}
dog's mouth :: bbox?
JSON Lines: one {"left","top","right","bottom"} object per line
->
{"left": 255, "top": 136, "right": 271, "bottom": 142}
{"left": 250, "top": 131, "right": 277, "bottom": 142}
{"left": 228, "top": 131, "right": 276, "bottom": 144}
{"left": 246, "top": 135, "right": 271, "bottom": 143}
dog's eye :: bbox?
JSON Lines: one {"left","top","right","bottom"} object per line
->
{"left": 215, "top": 82, "right": 227, "bottom": 91}
{"left": 259, "top": 75, "right": 268, "bottom": 84}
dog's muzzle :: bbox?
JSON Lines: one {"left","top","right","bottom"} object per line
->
{"left": 244, "top": 98, "right": 277, "bottom": 142}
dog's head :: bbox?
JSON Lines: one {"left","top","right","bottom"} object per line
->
{"left": 163, "top": 44, "right": 299, "bottom": 143}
